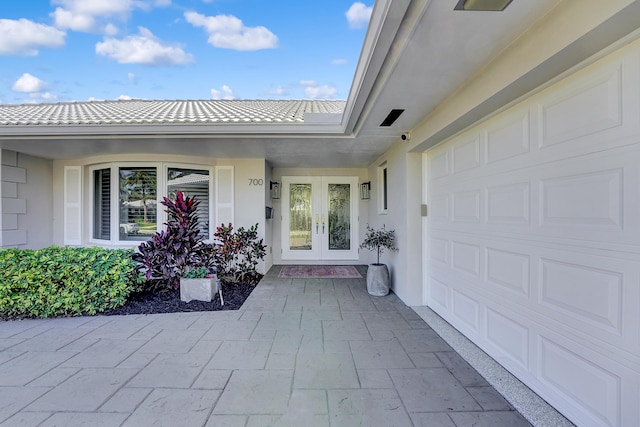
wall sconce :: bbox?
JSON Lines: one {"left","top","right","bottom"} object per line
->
{"left": 360, "top": 181, "right": 371, "bottom": 200}
{"left": 270, "top": 181, "right": 281, "bottom": 200}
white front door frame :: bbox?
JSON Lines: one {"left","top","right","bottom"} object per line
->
{"left": 281, "top": 176, "right": 359, "bottom": 261}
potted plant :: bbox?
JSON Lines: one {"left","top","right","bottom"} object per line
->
{"left": 360, "top": 224, "right": 398, "bottom": 296}
{"left": 180, "top": 266, "right": 224, "bottom": 305}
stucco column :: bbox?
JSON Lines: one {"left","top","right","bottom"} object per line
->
{"left": 0, "top": 149, "right": 27, "bottom": 248}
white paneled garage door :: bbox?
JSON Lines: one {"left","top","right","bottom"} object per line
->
{"left": 424, "top": 39, "right": 640, "bottom": 427}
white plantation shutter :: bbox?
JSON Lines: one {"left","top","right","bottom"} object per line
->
{"left": 215, "top": 166, "right": 234, "bottom": 227}
{"left": 64, "top": 166, "right": 82, "bottom": 245}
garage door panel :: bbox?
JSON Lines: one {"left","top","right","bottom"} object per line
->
{"left": 486, "top": 247, "right": 531, "bottom": 296}
{"left": 486, "top": 308, "right": 530, "bottom": 371}
{"left": 538, "top": 335, "right": 622, "bottom": 427}
{"left": 535, "top": 249, "right": 640, "bottom": 352}
{"left": 538, "top": 63, "right": 623, "bottom": 149}
{"left": 485, "top": 110, "right": 531, "bottom": 165}
{"left": 452, "top": 135, "right": 481, "bottom": 174}
{"left": 425, "top": 41, "right": 640, "bottom": 425}
{"left": 540, "top": 168, "right": 622, "bottom": 229}
{"left": 452, "top": 189, "right": 481, "bottom": 223}
{"left": 430, "top": 231, "right": 639, "bottom": 352}
{"left": 486, "top": 182, "right": 531, "bottom": 225}
{"left": 431, "top": 146, "right": 640, "bottom": 250}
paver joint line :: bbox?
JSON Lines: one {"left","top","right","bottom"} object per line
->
{"left": 0, "top": 265, "right": 537, "bottom": 426}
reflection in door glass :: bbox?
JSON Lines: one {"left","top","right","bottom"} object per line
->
{"left": 328, "top": 184, "right": 350, "bottom": 250}
{"left": 290, "top": 184, "right": 312, "bottom": 250}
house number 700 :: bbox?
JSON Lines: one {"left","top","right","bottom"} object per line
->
{"left": 248, "top": 178, "right": 264, "bottom": 186}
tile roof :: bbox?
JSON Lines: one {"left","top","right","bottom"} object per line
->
{"left": 0, "top": 99, "right": 346, "bottom": 126}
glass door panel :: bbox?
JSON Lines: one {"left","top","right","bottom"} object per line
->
{"left": 289, "top": 183, "right": 313, "bottom": 251}
{"left": 282, "top": 176, "right": 359, "bottom": 261}
{"left": 328, "top": 183, "right": 351, "bottom": 251}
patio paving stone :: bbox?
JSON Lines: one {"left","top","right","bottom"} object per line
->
{"left": 388, "top": 368, "right": 482, "bottom": 412}
{"left": 26, "top": 368, "right": 138, "bottom": 412}
{"left": 39, "top": 412, "right": 129, "bottom": 427}
{"left": 122, "top": 388, "right": 220, "bottom": 427}
{"left": 0, "top": 386, "right": 50, "bottom": 423}
{"left": 0, "top": 411, "right": 52, "bottom": 427}
{"left": 127, "top": 352, "right": 210, "bottom": 388}
{"left": 213, "top": 370, "right": 293, "bottom": 414}
{"left": 294, "top": 352, "right": 359, "bottom": 389}
{"left": 350, "top": 339, "right": 415, "bottom": 369}
{"left": 0, "top": 352, "right": 75, "bottom": 386}
{"left": 207, "top": 340, "right": 271, "bottom": 370}
{"left": 0, "top": 265, "right": 539, "bottom": 426}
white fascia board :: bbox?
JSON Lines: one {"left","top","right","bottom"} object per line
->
{"left": 0, "top": 122, "right": 348, "bottom": 138}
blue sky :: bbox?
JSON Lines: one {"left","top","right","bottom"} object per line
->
{"left": 0, "top": 0, "right": 373, "bottom": 104}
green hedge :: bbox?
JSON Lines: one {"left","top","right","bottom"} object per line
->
{"left": 0, "top": 246, "right": 143, "bottom": 319}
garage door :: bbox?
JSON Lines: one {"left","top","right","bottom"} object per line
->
{"left": 424, "top": 39, "right": 640, "bottom": 427}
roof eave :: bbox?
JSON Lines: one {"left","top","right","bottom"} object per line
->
{"left": 0, "top": 122, "right": 347, "bottom": 139}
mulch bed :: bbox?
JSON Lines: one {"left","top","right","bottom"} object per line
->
{"left": 101, "top": 282, "right": 257, "bottom": 316}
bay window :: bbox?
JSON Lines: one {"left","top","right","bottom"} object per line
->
{"left": 90, "top": 163, "right": 213, "bottom": 244}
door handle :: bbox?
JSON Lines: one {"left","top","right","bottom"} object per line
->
{"left": 321, "top": 215, "right": 325, "bottom": 234}
{"left": 315, "top": 214, "right": 319, "bottom": 234}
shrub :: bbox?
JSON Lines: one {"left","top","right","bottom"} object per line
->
{"left": 360, "top": 224, "right": 398, "bottom": 265}
{"left": 0, "top": 246, "right": 143, "bottom": 319}
{"left": 212, "top": 223, "right": 266, "bottom": 285}
{"left": 132, "top": 191, "right": 213, "bottom": 292}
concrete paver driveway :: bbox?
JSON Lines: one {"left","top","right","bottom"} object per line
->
{"left": 0, "top": 266, "right": 531, "bottom": 426}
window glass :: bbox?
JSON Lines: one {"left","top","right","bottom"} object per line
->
{"left": 93, "top": 168, "right": 111, "bottom": 240}
{"left": 383, "top": 166, "right": 388, "bottom": 211}
{"left": 119, "top": 167, "right": 157, "bottom": 240}
{"left": 167, "top": 168, "right": 210, "bottom": 238}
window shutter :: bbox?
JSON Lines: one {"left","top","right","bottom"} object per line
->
{"left": 215, "top": 166, "right": 234, "bottom": 227}
{"left": 64, "top": 166, "right": 82, "bottom": 245}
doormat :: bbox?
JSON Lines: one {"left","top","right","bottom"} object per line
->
{"left": 278, "top": 265, "right": 362, "bottom": 279}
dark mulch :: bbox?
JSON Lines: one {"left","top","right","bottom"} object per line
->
{"left": 101, "top": 282, "right": 257, "bottom": 316}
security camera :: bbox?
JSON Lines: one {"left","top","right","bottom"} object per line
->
{"left": 401, "top": 132, "right": 410, "bottom": 141}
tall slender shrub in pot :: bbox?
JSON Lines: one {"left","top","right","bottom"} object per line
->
{"left": 360, "top": 224, "right": 398, "bottom": 296}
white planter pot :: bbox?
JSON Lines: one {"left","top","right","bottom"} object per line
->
{"left": 180, "top": 277, "right": 224, "bottom": 305}
{"left": 366, "top": 264, "right": 390, "bottom": 296}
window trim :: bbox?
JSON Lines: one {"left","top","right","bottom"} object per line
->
{"left": 88, "top": 161, "right": 214, "bottom": 246}
{"left": 378, "top": 162, "right": 388, "bottom": 214}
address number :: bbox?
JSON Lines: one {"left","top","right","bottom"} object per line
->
{"left": 248, "top": 178, "right": 264, "bottom": 186}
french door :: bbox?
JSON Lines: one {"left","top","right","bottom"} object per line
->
{"left": 282, "top": 176, "right": 358, "bottom": 261}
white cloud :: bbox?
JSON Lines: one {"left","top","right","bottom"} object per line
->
{"left": 104, "top": 23, "right": 119, "bottom": 35}
{"left": 331, "top": 58, "right": 348, "bottom": 65}
{"left": 267, "top": 86, "right": 288, "bottom": 96}
{"left": 304, "top": 84, "right": 337, "bottom": 100}
{"left": 346, "top": 2, "right": 372, "bottom": 29}
{"left": 211, "top": 85, "right": 235, "bottom": 100}
{"left": 0, "top": 19, "right": 65, "bottom": 56}
{"left": 12, "top": 73, "right": 46, "bottom": 93}
{"left": 299, "top": 80, "right": 316, "bottom": 87}
{"left": 30, "top": 92, "right": 57, "bottom": 101}
{"left": 52, "top": 0, "right": 170, "bottom": 34}
{"left": 185, "top": 11, "right": 278, "bottom": 51}
{"left": 118, "top": 94, "right": 132, "bottom": 100}
{"left": 96, "top": 27, "right": 193, "bottom": 65}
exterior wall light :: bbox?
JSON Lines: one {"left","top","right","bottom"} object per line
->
{"left": 454, "top": 0, "right": 513, "bottom": 11}
{"left": 360, "top": 181, "right": 371, "bottom": 200}
{"left": 270, "top": 181, "right": 281, "bottom": 199}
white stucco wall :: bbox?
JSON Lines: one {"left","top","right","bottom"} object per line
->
{"left": 366, "top": 141, "right": 423, "bottom": 306}
{"left": 52, "top": 154, "right": 268, "bottom": 272}
{"left": 17, "top": 153, "right": 53, "bottom": 249}
{"left": 0, "top": 150, "right": 53, "bottom": 249}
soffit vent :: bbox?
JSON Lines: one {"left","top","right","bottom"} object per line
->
{"left": 380, "top": 109, "right": 404, "bottom": 127}
{"left": 454, "top": 0, "right": 513, "bottom": 11}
